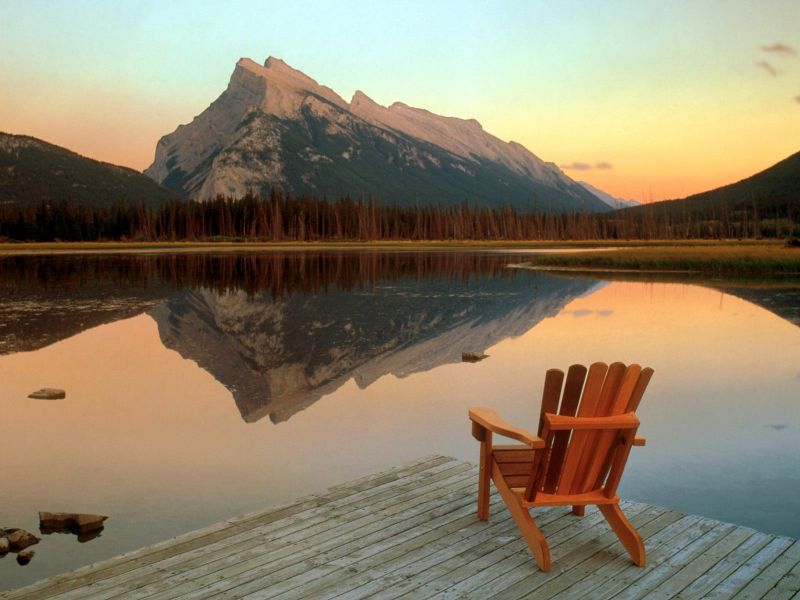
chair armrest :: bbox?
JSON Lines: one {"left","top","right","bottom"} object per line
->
{"left": 469, "top": 408, "right": 545, "bottom": 449}
{"left": 633, "top": 436, "right": 646, "bottom": 446}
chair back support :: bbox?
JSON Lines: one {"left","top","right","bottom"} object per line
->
{"left": 524, "top": 362, "right": 653, "bottom": 503}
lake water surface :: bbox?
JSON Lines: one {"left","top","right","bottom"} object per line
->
{"left": 1, "top": 251, "right": 799, "bottom": 590}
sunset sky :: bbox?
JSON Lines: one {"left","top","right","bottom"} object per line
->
{"left": 1, "top": 0, "right": 798, "bottom": 202}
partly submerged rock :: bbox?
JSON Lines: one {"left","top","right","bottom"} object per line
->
{"left": 39, "top": 512, "right": 108, "bottom": 535}
{"left": 16, "top": 549, "right": 34, "bottom": 565}
{"left": 28, "top": 388, "right": 66, "bottom": 400}
{"left": 0, "top": 537, "right": 9, "bottom": 554}
{"left": 5, "top": 529, "right": 39, "bottom": 551}
{"left": 461, "top": 352, "right": 489, "bottom": 363}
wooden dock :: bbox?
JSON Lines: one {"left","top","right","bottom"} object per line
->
{"left": 3, "top": 456, "right": 798, "bottom": 599}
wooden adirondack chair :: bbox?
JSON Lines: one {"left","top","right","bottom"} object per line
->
{"left": 468, "top": 362, "right": 653, "bottom": 572}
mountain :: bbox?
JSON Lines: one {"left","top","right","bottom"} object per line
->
{"left": 578, "top": 181, "right": 639, "bottom": 209}
{"left": 616, "top": 150, "right": 800, "bottom": 218}
{"left": 0, "top": 132, "right": 182, "bottom": 208}
{"left": 145, "top": 57, "right": 610, "bottom": 213}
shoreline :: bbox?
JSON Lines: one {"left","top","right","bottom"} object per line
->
{"left": 0, "top": 238, "right": 786, "bottom": 256}
{"left": 513, "top": 242, "right": 800, "bottom": 277}
{"left": 2, "top": 240, "right": 798, "bottom": 278}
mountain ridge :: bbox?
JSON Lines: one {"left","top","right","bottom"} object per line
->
{"left": 0, "top": 132, "right": 182, "bottom": 208}
{"left": 616, "top": 150, "right": 800, "bottom": 218}
{"left": 146, "top": 56, "right": 610, "bottom": 213}
{"left": 578, "top": 180, "right": 639, "bottom": 209}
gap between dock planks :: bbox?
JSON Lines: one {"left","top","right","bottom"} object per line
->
{"left": 2, "top": 456, "right": 798, "bottom": 600}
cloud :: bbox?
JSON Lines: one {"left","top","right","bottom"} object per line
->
{"left": 795, "top": 95, "right": 800, "bottom": 104}
{"left": 761, "top": 43, "right": 796, "bottom": 56}
{"left": 560, "top": 162, "right": 592, "bottom": 171}
{"left": 755, "top": 60, "right": 778, "bottom": 76}
{"left": 560, "top": 161, "right": 613, "bottom": 171}
{"left": 567, "top": 309, "right": 614, "bottom": 318}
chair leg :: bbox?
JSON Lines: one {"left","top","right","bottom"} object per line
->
{"left": 572, "top": 505, "right": 585, "bottom": 517}
{"left": 599, "top": 503, "right": 646, "bottom": 566}
{"left": 477, "top": 441, "right": 491, "bottom": 520}
{"left": 492, "top": 462, "right": 551, "bottom": 571}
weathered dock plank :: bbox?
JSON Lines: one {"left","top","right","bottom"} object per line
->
{"left": 2, "top": 456, "right": 796, "bottom": 600}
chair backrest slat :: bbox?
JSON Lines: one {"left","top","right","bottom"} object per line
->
{"left": 590, "top": 366, "right": 654, "bottom": 492}
{"left": 625, "top": 368, "right": 654, "bottom": 412}
{"left": 526, "top": 361, "right": 652, "bottom": 503}
{"left": 602, "top": 428, "right": 637, "bottom": 497}
{"left": 538, "top": 369, "right": 565, "bottom": 433}
{"left": 542, "top": 364, "right": 586, "bottom": 493}
{"left": 576, "top": 365, "right": 642, "bottom": 493}
{"left": 551, "top": 362, "right": 608, "bottom": 495}
{"left": 569, "top": 363, "right": 628, "bottom": 494}
{"left": 595, "top": 362, "right": 628, "bottom": 415}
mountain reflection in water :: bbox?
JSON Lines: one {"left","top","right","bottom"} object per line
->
{"left": 0, "top": 251, "right": 596, "bottom": 422}
{"left": 151, "top": 275, "right": 595, "bottom": 423}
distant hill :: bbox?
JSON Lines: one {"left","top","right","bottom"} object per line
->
{"left": 578, "top": 181, "right": 639, "bottom": 209}
{"left": 0, "top": 132, "right": 182, "bottom": 208}
{"left": 616, "top": 150, "right": 800, "bottom": 219}
{"left": 146, "top": 56, "right": 610, "bottom": 213}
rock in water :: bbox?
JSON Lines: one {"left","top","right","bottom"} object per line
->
{"left": 16, "top": 549, "right": 34, "bottom": 565}
{"left": 0, "top": 537, "right": 9, "bottom": 554}
{"left": 39, "top": 512, "right": 108, "bottom": 534}
{"left": 28, "top": 388, "right": 66, "bottom": 400}
{"left": 76, "top": 528, "right": 104, "bottom": 543}
{"left": 6, "top": 529, "right": 39, "bottom": 551}
{"left": 461, "top": 352, "right": 489, "bottom": 363}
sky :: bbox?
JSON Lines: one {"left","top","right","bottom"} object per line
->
{"left": 1, "top": 0, "right": 798, "bottom": 202}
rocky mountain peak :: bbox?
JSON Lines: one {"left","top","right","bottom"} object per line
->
{"left": 146, "top": 56, "right": 610, "bottom": 212}
{"left": 350, "top": 90, "right": 377, "bottom": 108}
{"left": 235, "top": 56, "right": 261, "bottom": 71}
{"left": 231, "top": 56, "right": 348, "bottom": 112}
{"left": 264, "top": 55, "right": 290, "bottom": 69}
{"left": 263, "top": 56, "right": 328, "bottom": 92}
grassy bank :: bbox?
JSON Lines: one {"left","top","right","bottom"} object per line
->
{"left": 517, "top": 242, "right": 800, "bottom": 276}
{"left": 2, "top": 240, "right": 799, "bottom": 276}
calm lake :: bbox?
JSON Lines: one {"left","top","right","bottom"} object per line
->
{"left": 1, "top": 250, "right": 799, "bottom": 590}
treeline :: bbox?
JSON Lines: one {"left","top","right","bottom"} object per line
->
{"left": 1, "top": 189, "right": 797, "bottom": 241}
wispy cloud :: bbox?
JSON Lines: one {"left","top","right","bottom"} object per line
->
{"left": 761, "top": 43, "right": 796, "bottom": 56}
{"left": 560, "top": 161, "right": 613, "bottom": 171}
{"left": 755, "top": 60, "right": 778, "bottom": 76}
{"left": 560, "top": 161, "right": 591, "bottom": 171}
{"left": 567, "top": 309, "right": 614, "bottom": 318}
